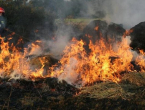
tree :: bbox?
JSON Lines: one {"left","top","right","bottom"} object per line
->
{"left": 0, "top": 0, "right": 53, "bottom": 39}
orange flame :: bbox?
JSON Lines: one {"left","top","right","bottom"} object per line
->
{"left": 94, "top": 26, "right": 99, "bottom": 31}
{"left": 50, "top": 36, "right": 145, "bottom": 86}
{"left": 0, "top": 37, "right": 45, "bottom": 80}
{"left": 0, "top": 32, "right": 145, "bottom": 87}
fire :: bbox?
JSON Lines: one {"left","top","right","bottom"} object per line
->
{"left": 94, "top": 26, "right": 99, "bottom": 31}
{"left": 50, "top": 36, "right": 145, "bottom": 86}
{"left": 0, "top": 31, "right": 145, "bottom": 87}
{"left": 50, "top": 37, "right": 132, "bottom": 85}
{"left": 135, "top": 50, "right": 145, "bottom": 72}
{"left": 27, "top": 40, "right": 44, "bottom": 56}
{"left": 0, "top": 37, "right": 45, "bottom": 80}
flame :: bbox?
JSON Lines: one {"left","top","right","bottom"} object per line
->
{"left": 123, "top": 29, "right": 133, "bottom": 38}
{"left": 94, "top": 26, "right": 99, "bottom": 31}
{"left": 0, "top": 37, "right": 46, "bottom": 80}
{"left": 50, "top": 36, "right": 145, "bottom": 86}
{"left": 25, "top": 40, "right": 44, "bottom": 56}
{"left": 135, "top": 50, "right": 145, "bottom": 71}
{"left": 0, "top": 30, "right": 145, "bottom": 87}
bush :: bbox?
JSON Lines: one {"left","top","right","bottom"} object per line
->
{"left": 0, "top": 0, "right": 54, "bottom": 41}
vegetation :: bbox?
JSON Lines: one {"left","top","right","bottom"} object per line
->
{"left": 0, "top": 0, "right": 145, "bottom": 110}
{"left": 0, "top": 71, "right": 145, "bottom": 110}
{"left": 0, "top": 0, "right": 54, "bottom": 41}
{"left": 0, "top": 0, "right": 107, "bottom": 48}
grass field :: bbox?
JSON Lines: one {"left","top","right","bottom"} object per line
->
{"left": 55, "top": 18, "right": 102, "bottom": 24}
{"left": 55, "top": 18, "right": 103, "bottom": 31}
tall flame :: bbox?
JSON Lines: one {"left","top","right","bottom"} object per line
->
{"left": 0, "top": 33, "right": 145, "bottom": 87}
{"left": 50, "top": 36, "right": 145, "bottom": 86}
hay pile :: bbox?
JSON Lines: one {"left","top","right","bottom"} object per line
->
{"left": 129, "top": 22, "right": 145, "bottom": 51}
{"left": 59, "top": 72, "right": 145, "bottom": 110}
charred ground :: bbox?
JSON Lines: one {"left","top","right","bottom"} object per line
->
{"left": 0, "top": 19, "right": 145, "bottom": 109}
{"left": 0, "top": 72, "right": 145, "bottom": 110}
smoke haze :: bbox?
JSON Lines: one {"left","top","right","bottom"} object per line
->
{"left": 32, "top": 0, "right": 145, "bottom": 58}
{"left": 58, "top": 0, "right": 145, "bottom": 29}
{"left": 103, "top": 0, "right": 145, "bottom": 29}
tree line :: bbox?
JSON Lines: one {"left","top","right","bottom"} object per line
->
{"left": 0, "top": 0, "right": 105, "bottom": 41}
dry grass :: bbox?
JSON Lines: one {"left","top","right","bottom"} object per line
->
{"left": 1, "top": 54, "right": 145, "bottom": 109}
{"left": 0, "top": 72, "right": 145, "bottom": 109}
{"left": 79, "top": 72, "right": 145, "bottom": 100}
{"left": 121, "top": 72, "right": 145, "bottom": 86}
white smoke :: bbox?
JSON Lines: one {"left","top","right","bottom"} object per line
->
{"left": 40, "top": 25, "right": 75, "bottom": 59}
{"left": 57, "top": 58, "right": 79, "bottom": 85}
{"left": 103, "top": 0, "right": 145, "bottom": 29}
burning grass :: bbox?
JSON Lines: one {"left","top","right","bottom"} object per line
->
{"left": 49, "top": 36, "right": 145, "bottom": 86}
{"left": 0, "top": 25, "right": 145, "bottom": 109}
{"left": 0, "top": 32, "right": 145, "bottom": 86}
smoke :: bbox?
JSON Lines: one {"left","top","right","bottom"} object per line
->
{"left": 54, "top": 0, "right": 145, "bottom": 29}
{"left": 79, "top": 0, "right": 104, "bottom": 18}
{"left": 103, "top": 0, "right": 145, "bottom": 29}
{"left": 57, "top": 58, "right": 79, "bottom": 85}
{"left": 113, "top": 36, "right": 142, "bottom": 61}
{"left": 30, "top": 0, "right": 105, "bottom": 58}
{"left": 37, "top": 24, "right": 75, "bottom": 59}
{"left": 31, "top": 0, "right": 145, "bottom": 58}
{"left": 46, "top": 36, "right": 71, "bottom": 59}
